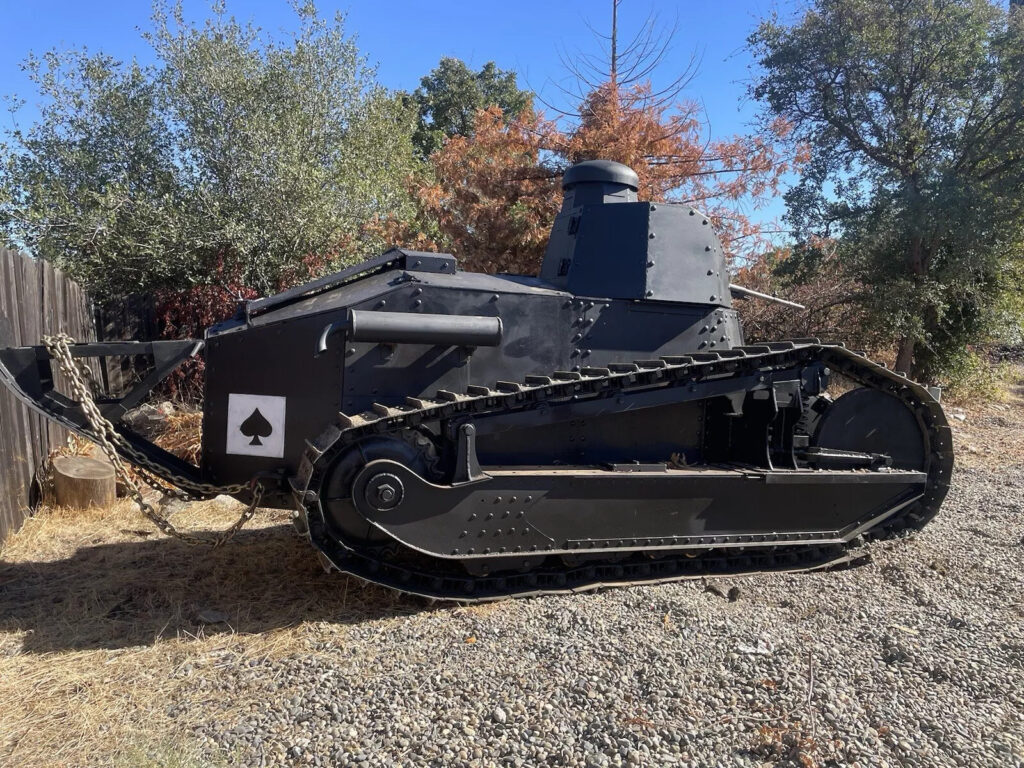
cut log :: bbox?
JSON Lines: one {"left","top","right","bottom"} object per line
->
{"left": 52, "top": 456, "right": 117, "bottom": 510}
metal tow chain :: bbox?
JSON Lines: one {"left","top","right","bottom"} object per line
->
{"left": 43, "top": 333, "right": 263, "bottom": 547}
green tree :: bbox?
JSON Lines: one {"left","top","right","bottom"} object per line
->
{"left": 750, "top": 0, "right": 1024, "bottom": 379}
{"left": 410, "top": 57, "right": 531, "bottom": 158}
{"left": 0, "top": 1, "right": 419, "bottom": 298}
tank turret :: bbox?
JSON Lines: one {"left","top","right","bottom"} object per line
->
{"left": 540, "top": 160, "right": 731, "bottom": 307}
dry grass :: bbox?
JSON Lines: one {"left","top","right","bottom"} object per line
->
{"left": 151, "top": 410, "right": 203, "bottom": 465}
{"left": 947, "top": 363, "right": 1024, "bottom": 468}
{"left": 0, "top": 497, "right": 428, "bottom": 768}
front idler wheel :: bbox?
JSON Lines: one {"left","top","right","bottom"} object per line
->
{"left": 320, "top": 432, "right": 438, "bottom": 544}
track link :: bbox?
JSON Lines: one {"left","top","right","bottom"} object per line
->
{"left": 291, "top": 341, "right": 953, "bottom": 601}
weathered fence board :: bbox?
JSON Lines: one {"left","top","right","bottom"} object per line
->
{"left": 0, "top": 248, "right": 97, "bottom": 542}
{"left": 94, "top": 295, "right": 158, "bottom": 396}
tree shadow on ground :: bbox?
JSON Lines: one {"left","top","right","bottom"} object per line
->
{"left": 0, "top": 524, "right": 436, "bottom": 654}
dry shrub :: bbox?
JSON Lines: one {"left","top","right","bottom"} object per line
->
{"left": 734, "top": 246, "right": 890, "bottom": 358}
{"left": 751, "top": 723, "right": 827, "bottom": 767}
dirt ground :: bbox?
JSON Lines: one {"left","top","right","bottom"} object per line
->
{"left": 946, "top": 370, "right": 1024, "bottom": 468}
{"left": 1, "top": 366, "right": 1022, "bottom": 768}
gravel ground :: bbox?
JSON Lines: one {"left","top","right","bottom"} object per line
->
{"left": 167, "top": 463, "right": 1023, "bottom": 768}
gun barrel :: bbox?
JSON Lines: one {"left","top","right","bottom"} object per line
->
{"left": 319, "top": 310, "right": 504, "bottom": 354}
{"left": 350, "top": 310, "right": 503, "bottom": 347}
{"left": 728, "top": 284, "right": 805, "bottom": 310}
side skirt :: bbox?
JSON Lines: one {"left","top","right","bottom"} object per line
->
{"left": 349, "top": 460, "right": 926, "bottom": 561}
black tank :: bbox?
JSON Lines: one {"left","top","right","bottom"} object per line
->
{"left": 0, "top": 160, "right": 953, "bottom": 600}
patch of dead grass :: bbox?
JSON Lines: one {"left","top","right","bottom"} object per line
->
{"left": 947, "top": 363, "right": 1024, "bottom": 469}
{"left": 0, "top": 497, "right": 429, "bottom": 767}
{"left": 152, "top": 410, "right": 203, "bottom": 465}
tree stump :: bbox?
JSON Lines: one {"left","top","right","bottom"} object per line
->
{"left": 52, "top": 456, "right": 117, "bottom": 510}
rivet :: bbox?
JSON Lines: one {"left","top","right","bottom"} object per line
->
{"left": 707, "top": 269, "right": 714, "bottom": 276}
{"left": 646, "top": 290, "right": 654, "bottom": 297}
{"left": 702, "top": 219, "right": 708, "bottom": 225}
{"left": 413, "top": 299, "right": 422, "bottom": 307}
{"left": 689, "top": 209, "right": 696, "bottom": 216}
{"left": 647, "top": 260, "right": 655, "bottom": 267}
{"left": 705, "top": 246, "right": 712, "bottom": 252}
{"left": 649, "top": 232, "right": 656, "bottom": 239}
{"left": 650, "top": 205, "right": 657, "bottom": 211}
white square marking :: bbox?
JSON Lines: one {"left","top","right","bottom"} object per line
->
{"left": 226, "top": 393, "right": 287, "bottom": 458}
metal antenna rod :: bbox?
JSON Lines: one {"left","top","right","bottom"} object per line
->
{"left": 729, "top": 283, "right": 806, "bottom": 310}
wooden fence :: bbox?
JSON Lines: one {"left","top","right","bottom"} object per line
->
{"left": 0, "top": 248, "right": 97, "bottom": 542}
{"left": 94, "top": 295, "right": 158, "bottom": 396}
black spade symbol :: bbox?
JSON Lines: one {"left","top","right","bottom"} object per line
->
{"left": 239, "top": 408, "right": 273, "bottom": 446}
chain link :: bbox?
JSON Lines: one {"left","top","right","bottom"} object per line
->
{"left": 43, "top": 333, "right": 263, "bottom": 547}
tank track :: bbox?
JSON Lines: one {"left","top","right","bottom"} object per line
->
{"left": 291, "top": 341, "right": 953, "bottom": 601}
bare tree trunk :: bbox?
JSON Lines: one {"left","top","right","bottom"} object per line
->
{"left": 898, "top": 223, "right": 926, "bottom": 378}
{"left": 611, "top": 0, "right": 618, "bottom": 85}
{"left": 895, "top": 336, "right": 915, "bottom": 376}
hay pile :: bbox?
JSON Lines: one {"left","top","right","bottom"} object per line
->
{"left": 152, "top": 410, "right": 203, "bottom": 466}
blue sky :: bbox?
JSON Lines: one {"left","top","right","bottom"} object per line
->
{"left": 0, "top": 0, "right": 799, "bottom": 222}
